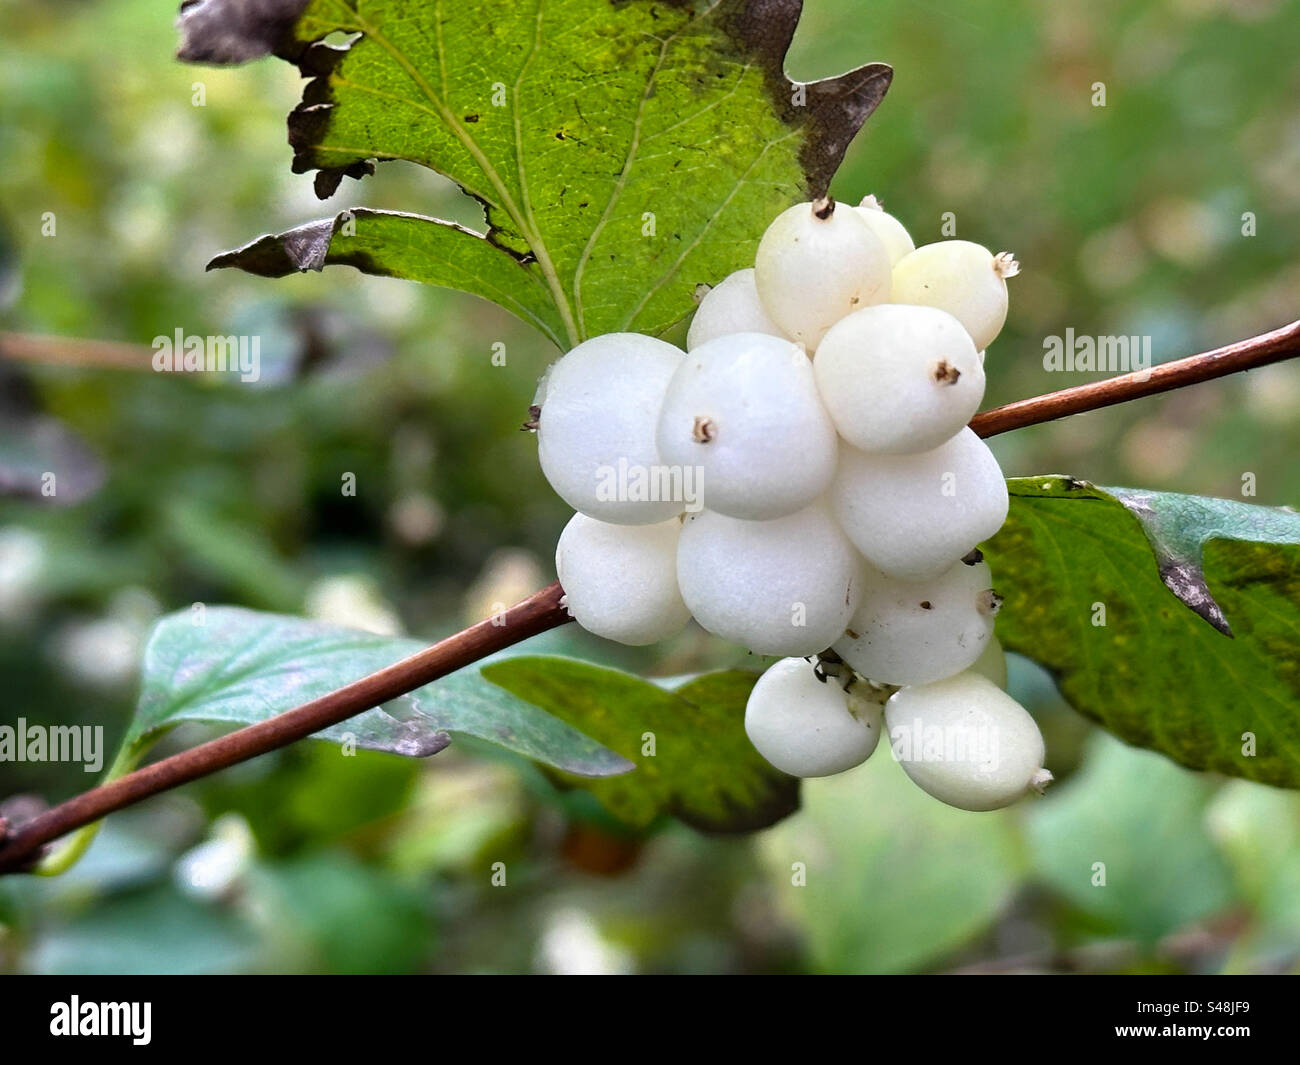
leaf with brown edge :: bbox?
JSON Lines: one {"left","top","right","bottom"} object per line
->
{"left": 180, "top": 0, "right": 892, "bottom": 345}
{"left": 206, "top": 209, "right": 568, "bottom": 348}
{"left": 176, "top": 0, "right": 310, "bottom": 65}
{"left": 987, "top": 478, "right": 1300, "bottom": 788}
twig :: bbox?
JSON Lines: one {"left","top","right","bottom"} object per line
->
{"left": 0, "top": 583, "right": 571, "bottom": 873}
{"left": 0, "top": 332, "right": 158, "bottom": 371}
{"left": 969, "top": 317, "right": 1300, "bottom": 438}
{"left": 2, "top": 318, "right": 1298, "bottom": 875}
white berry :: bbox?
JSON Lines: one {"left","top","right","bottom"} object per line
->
{"left": 687, "top": 269, "right": 786, "bottom": 351}
{"left": 832, "top": 428, "right": 1008, "bottom": 581}
{"left": 891, "top": 240, "right": 1018, "bottom": 351}
{"left": 676, "top": 503, "right": 862, "bottom": 657}
{"left": 745, "top": 657, "right": 882, "bottom": 777}
{"left": 885, "top": 672, "right": 1051, "bottom": 811}
{"left": 833, "top": 560, "right": 999, "bottom": 686}
{"left": 853, "top": 195, "right": 915, "bottom": 266}
{"left": 536, "top": 333, "right": 685, "bottom": 524}
{"left": 813, "top": 304, "right": 985, "bottom": 454}
{"left": 657, "top": 332, "right": 838, "bottom": 519}
{"left": 754, "top": 198, "right": 892, "bottom": 351}
{"left": 556, "top": 513, "right": 689, "bottom": 645}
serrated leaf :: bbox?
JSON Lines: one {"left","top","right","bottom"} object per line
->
{"left": 987, "top": 478, "right": 1300, "bottom": 788}
{"left": 207, "top": 209, "right": 569, "bottom": 348}
{"left": 481, "top": 655, "right": 798, "bottom": 832}
{"left": 130, "top": 607, "right": 632, "bottom": 777}
{"left": 180, "top": 0, "right": 891, "bottom": 344}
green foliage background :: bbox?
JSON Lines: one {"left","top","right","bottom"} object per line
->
{"left": 1, "top": 0, "right": 1299, "bottom": 973}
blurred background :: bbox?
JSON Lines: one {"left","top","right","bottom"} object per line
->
{"left": 1, "top": 0, "right": 1298, "bottom": 974}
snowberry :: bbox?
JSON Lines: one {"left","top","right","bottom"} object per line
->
{"left": 833, "top": 560, "right": 999, "bottom": 686}
{"left": 832, "top": 428, "right": 1009, "bottom": 581}
{"left": 813, "top": 304, "right": 985, "bottom": 454}
{"left": 885, "top": 672, "right": 1051, "bottom": 811}
{"left": 536, "top": 332, "right": 685, "bottom": 524}
{"left": 853, "top": 195, "right": 915, "bottom": 266}
{"left": 676, "top": 503, "right": 862, "bottom": 657}
{"left": 657, "top": 332, "right": 838, "bottom": 519}
{"left": 744, "top": 657, "right": 883, "bottom": 777}
{"left": 891, "top": 240, "right": 1019, "bottom": 351}
{"left": 687, "top": 269, "right": 786, "bottom": 351}
{"left": 556, "top": 513, "right": 689, "bottom": 645}
{"left": 970, "top": 634, "right": 1008, "bottom": 689}
{"left": 754, "top": 198, "right": 892, "bottom": 350}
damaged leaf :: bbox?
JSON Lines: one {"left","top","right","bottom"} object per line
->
{"left": 1101, "top": 484, "right": 1300, "bottom": 636}
{"left": 208, "top": 209, "right": 568, "bottom": 347}
{"left": 180, "top": 0, "right": 892, "bottom": 345}
{"left": 987, "top": 478, "right": 1300, "bottom": 787}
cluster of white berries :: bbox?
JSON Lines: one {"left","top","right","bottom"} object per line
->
{"left": 533, "top": 195, "right": 1051, "bottom": 812}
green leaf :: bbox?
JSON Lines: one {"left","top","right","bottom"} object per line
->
{"left": 987, "top": 478, "right": 1300, "bottom": 787}
{"left": 129, "top": 607, "right": 632, "bottom": 777}
{"left": 207, "top": 209, "right": 570, "bottom": 349}
{"left": 758, "top": 752, "right": 1024, "bottom": 973}
{"left": 1026, "top": 733, "right": 1234, "bottom": 941}
{"left": 180, "top": 0, "right": 892, "bottom": 344}
{"left": 481, "top": 656, "right": 798, "bottom": 832}
{"left": 1102, "top": 484, "right": 1300, "bottom": 636}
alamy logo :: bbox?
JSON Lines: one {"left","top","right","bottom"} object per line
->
{"left": 0, "top": 718, "right": 104, "bottom": 772}
{"left": 889, "top": 715, "right": 1001, "bottom": 770}
{"left": 152, "top": 328, "right": 261, "bottom": 382}
{"left": 50, "top": 997, "right": 151, "bottom": 1045}
{"left": 1042, "top": 328, "right": 1152, "bottom": 379}
{"left": 594, "top": 459, "right": 704, "bottom": 512}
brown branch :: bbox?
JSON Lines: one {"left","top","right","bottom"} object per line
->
{"left": 969, "top": 317, "right": 1300, "bottom": 438}
{"left": 0, "top": 583, "right": 571, "bottom": 873}
{"left": 0, "top": 332, "right": 158, "bottom": 371}
{"left": 2, "top": 318, "right": 1298, "bottom": 875}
